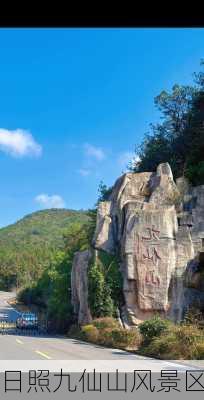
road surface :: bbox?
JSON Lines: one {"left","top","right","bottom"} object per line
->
{"left": 0, "top": 291, "right": 200, "bottom": 371}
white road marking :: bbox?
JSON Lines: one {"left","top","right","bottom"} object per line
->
{"left": 35, "top": 350, "right": 52, "bottom": 360}
{"left": 16, "top": 339, "right": 24, "bottom": 345}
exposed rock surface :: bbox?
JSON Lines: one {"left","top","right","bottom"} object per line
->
{"left": 71, "top": 250, "right": 92, "bottom": 325}
{"left": 93, "top": 163, "right": 204, "bottom": 324}
{"left": 71, "top": 162, "right": 204, "bottom": 325}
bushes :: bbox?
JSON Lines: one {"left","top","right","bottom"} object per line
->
{"left": 139, "top": 316, "right": 171, "bottom": 344}
{"left": 69, "top": 315, "right": 204, "bottom": 360}
{"left": 110, "top": 328, "right": 141, "bottom": 349}
{"left": 140, "top": 323, "right": 204, "bottom": 360}
{"left": 92, "top": 317, "right": 119, "bottom": 330}
{"left": 68, "top": 317, "right": 141, "bottom": 350}
{"left": 17, "top": 285, "right": 45, "bottom": 307}
{"left": 193, "top": 342, "right": 204, "bottom": 359}
{"left": 81, "top": 325, "right": 99, "bottom": 343}
{"left": 140, "top": 331, "right": 179, "bottom": 359}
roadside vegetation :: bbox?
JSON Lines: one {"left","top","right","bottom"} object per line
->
{"left": 68, "top": 314, "right": 204, "bottom": 359}
{"left": 68, "top": 317, "right": 142, "bottom": 351}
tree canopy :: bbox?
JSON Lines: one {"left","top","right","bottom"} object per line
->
{"left": 130, "top": 61, "right": 204, "bottom": 185}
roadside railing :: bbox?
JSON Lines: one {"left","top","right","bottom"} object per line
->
{"left": 0, "top": 319, "right": 49, "bottom": 336}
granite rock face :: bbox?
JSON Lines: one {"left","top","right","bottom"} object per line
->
{"left": 71, "top": 250, "right": 92, "bottom": 325}
{"left": 71, "top": 162, "right": 204, "bottom": 325}
{"left": 93, "top": 163, "right": 204, "bottom": 324}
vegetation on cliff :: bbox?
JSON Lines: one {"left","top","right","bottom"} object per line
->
{"left": 130, "top": 60, "right": 204, "bottom": 186}
{"left": 88, "top": 251, "right": 123, "bottom": 318}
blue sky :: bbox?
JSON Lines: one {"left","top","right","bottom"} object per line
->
{"left": 0, "top": 28, "right": 204, "bottom": 227}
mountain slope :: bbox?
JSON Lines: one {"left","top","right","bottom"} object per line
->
{"left": 0, "top": 208, "right": 90, "bottom": 289}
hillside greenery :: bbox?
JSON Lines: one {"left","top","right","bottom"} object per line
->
{"left": 17, "top": 211, "right": 96, "bottom": 332}
{"left": 16, "top": 183, "right": 123, "bottom": 332}
{"left": 17, "top": 208, "right": 124, "bottom": 331}
{"left": 0, "top": 208, "right": 90, "bottom": 289}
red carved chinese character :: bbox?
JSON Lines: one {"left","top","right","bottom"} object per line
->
{"left": 145, "top": 271, "right": 160, "bottom": 286}
{"left": 142, "top": 226, "right": 160, "bottom": 241}
{"left": 143, "top": 246, "right": 161, "bottom": 265}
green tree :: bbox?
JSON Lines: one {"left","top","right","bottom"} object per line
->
{"left": 88, "top": 262, "right": 115, "bottom": 317}
{"left": 88, "top": 251, "right": 123, "bottom": 318}
{"left": 97, "top": 181, "right": 113, "bottom": 204}
{"left": 184, "top": 91, "right": 204, "bottom": 184}
{"left": 132, "top": 84, "right": 196, "bottom": 178}
{"left": 130, "top": 61, "right": 204, "bottom": 185}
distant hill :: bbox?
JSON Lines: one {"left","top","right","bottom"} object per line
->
{"left": 0, "top": 208, "right": 90, "bottom": 289}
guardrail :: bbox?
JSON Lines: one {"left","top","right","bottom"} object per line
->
{"left": 0, "top": 319, "right": 49, "bottom": 336}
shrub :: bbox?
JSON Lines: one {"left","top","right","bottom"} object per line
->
{"left": 98, "top": 328, "right": 114, "bottom": 346}
{"left": 69, "top": 317, "right": 141, "bottom": 351}
{"left": 183, "top": 307, "right": 203, "bottom": 326}
{"left": 92, "top": 317, "right": 119, "bottom": 330}
{"left": 81, "top": 325, "right": 99, "bottom": 343}
{"left": 140, "top": 332, "right": 179, "bottom": 359}
{"left": 139, "top": 316, "right": 171, "bottom": 344}
{"left": 193, "top": 342, "right": 204, "bottom": 359}
{"left": 17, "top": 286, "right": 45, "bottom": 306}
{"left": 140, "top": 324, "right": 204, "bottom": 360}
{"left": 97, "top": 327, "right": 141, "bottom": 349}
{"left": 111, "top": 328, "right": 141, "bottom": 349}
{"left": 176, "top": 324, "right": 202, "bottom": 346}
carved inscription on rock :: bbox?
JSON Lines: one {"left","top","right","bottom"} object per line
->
{"left": 123, "top": 207, "right": 177, "bottom": 312}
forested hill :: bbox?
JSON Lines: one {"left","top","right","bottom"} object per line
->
{"left": 0, "top": 209, "right": 90, "bottom": 289}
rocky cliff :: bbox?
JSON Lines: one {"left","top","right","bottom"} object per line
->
{"left": 71, "top": 163, "right": 204, "bottom": 325}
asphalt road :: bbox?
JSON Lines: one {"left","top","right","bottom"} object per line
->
{"left": 0, "top": 291, "right": 199, "bottom": 371}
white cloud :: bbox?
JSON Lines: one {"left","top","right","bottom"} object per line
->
{"left": 78, "top": 168, "right": 91, "bottom": 177}
{"left": 84, "top": 143, "right": 105, "bottom": 161}
{"left": 35, "top": 194, "right": 65, "bottom": 209}
{"left": 118, "top": 151, "right": 141, "bottom": 171}
{"left": 0, "top": 128, "right": 42, "bottom": 157}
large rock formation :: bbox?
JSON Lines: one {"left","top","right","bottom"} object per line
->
{"left": 71, "top": 162, "right": 204, "bottom": 325}
{"left": 93, "top": 163, "right": 204, "bottom": 325}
